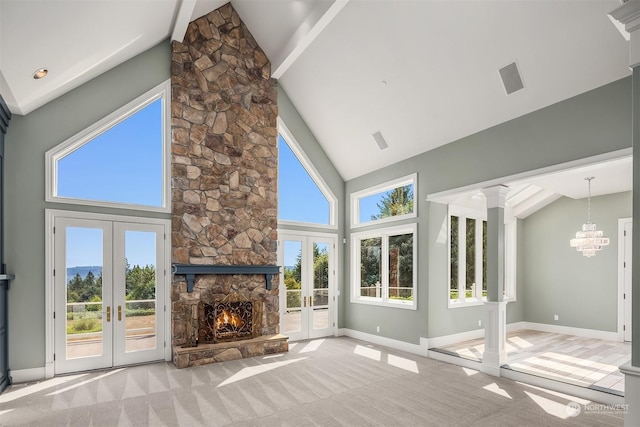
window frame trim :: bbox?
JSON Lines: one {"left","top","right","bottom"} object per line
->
{"left": 351, "top": 173, "right": 417, "bottom": 229}
{"left": 45, "top": 80, "right": 171, "bottom": 213}
{"left": 350, "top": 222, "right": 417, "bottom": 310}
{"left": 277, "top": 118, "right": 338, "bottom": 230}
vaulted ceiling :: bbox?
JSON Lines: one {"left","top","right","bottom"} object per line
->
{"left": 0, "top": 0, "right": 632, "bottom": 193}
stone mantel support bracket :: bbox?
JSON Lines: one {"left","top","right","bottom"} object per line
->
{"left": 0, "top": 274, "right": 15, "bottom": 290}
{"left": 172, "top": 264, "right": 280, "bottom": 292}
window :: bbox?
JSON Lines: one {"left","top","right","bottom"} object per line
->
{"left": 46, "top": 81, "right": 170, "bottom": 212}
{"left": 351, "top": 174, "right": 417, "bottom": 228}
{"left": 278, "top": 120, "right": 336, "bottom": 227}
{"left": 352, "top": 223, "right": 417, "bottom": 309}
{"left": 449, "top": 207, "right": 486, "bottom": 306}
{"left": 449, "top": 205, "right": 516, "bottom": 307}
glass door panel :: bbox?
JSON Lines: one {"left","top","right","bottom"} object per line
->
{"left": 282, "top": 240, "right": 303, "bottom": 337}
{"left": 123, "top": 230, "right": 157, "bottom": 353}
{"left": 65, "top": 227, "right": 105, "bottom": 359}
{"left": 311, "top": 242, "right": 330, "bottom": 333}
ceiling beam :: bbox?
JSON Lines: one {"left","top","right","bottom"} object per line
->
{"left": 271, "top": 0, "right": 350, "bottom": 79}
{"left": 171, "top": 0, "right": 198, "bottom": 43}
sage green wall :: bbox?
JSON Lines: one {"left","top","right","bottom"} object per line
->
{"left": 344, "top": 76, "right": 631, "bottom": 345}
{"left": 276, "top": 85, "right": 346, "bottom": 324}
{"left": 4, "top": 41, "right": 171, "bottom": 371}
{"left": 523, "top": 192, "right": 631, "bottom": 331}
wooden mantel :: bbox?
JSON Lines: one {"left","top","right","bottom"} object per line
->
{"left": 171, "top": 264, "right": 280, "bottom": 292}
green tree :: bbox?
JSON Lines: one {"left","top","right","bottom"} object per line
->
{"left": 360, "top": 237, "right": 382, "bottom": 294}
{"left": 126, "top": 264, "right": 156, "bottom": 300}
{"left": 371, "top": 185, "right": 414, "bottom": 221}
{"left": 313, "top": 244, "right": 329, "bottom": 289}
{"left": 67, "top": 273, "right": 83, "bottom": 303}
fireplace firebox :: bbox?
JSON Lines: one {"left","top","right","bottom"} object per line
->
{"left": 198, "top": 293, "right": 262, "bottom": 344}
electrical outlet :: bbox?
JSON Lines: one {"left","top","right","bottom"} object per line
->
{"left": 554, "top": 314, "right": 559, "bottom": 321}
{"left": 376, "top": 326, "right": 380, "bottom": 333}
{"left": 478, "top": 320, "right": 482, "bottom": 327}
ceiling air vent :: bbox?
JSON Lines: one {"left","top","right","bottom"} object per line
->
{"left": 372, "top": 131, "right": 388, "bottom": 150}
{"left": 499, "top": 61, "right": 524, "bottom": 95}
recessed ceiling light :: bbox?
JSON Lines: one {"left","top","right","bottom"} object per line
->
{"left": 33, "top": 68, "right": 48, "bottom": 79}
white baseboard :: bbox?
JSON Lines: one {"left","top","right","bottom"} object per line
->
{"left": 338, "top": 328, "right": 428, "bottom": 357}
{"left": 516, "top": 322, "right": 620, "bottom": 342}
{"left": 427, "top": 328, "right": 484, "bottom": 349}
{"left": 9, "top": 367, "right": 47, "bottom": 384}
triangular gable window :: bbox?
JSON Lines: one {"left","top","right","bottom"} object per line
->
{"left": 278, "top": 133, "right": 333, "bottom": 226}
{"left": 46, "top": 82, "right": 169, "bottom": 212}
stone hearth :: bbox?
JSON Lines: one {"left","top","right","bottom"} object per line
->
{"left": 170, "top": 2, "right": 285, "bottom": 368}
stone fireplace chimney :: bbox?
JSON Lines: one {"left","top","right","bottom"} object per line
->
{"left": 170, "top": 3, "right": 285, "bottom": 368}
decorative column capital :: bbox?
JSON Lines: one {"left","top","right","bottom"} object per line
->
{"left": 482, "top": 185, "right": 509, "bottom": 209}
{"left": 609, "top": 0, "right": 640, "bottom": 68}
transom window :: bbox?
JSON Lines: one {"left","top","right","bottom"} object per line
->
{"left": 351, "top": 223, "right": 417, "bottom": 309}
{"left": 46, "top": 81, "right": 170, "bottom": 212}
{"left": 278, "top": 120, "right": 336, "bottom": 228}
{"left": 351, "top": 174, "right": 416, "bottom": 227}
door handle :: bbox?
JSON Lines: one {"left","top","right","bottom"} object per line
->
{"left": 303, "top": 296, "right": 306, "bottom": 307}
{"left": 118, "top": 305, "right": 122, "bottom": 321}
{"left": 106, "top": 306, "right": 111, "bottom": 322}
{"left": 310, "top": 296, "right": 313, "bottom": 307}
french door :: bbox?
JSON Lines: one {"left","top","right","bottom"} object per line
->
{"left": 53, "top": 214, "right": 168, "bottom": 374}
{"left": 278, "top": 232, "right": 336, "bottom": 341}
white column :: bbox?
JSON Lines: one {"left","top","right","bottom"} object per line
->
{"left": 481, "top": 185, "right": 509, "bottom": 376}
{"left": 610, "top": 2, "right": 640, "bottom": 426}
{"left": 610, "top": 1, "right": 640, "bottom": 69}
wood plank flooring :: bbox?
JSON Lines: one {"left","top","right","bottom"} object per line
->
{"left": 434, "top": 329, "right": 631, "bottom": 396}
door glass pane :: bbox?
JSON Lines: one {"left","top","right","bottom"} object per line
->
{"left": 312, "top": 242, "right": 329, "bottom": 330}
{"left": 124, "top": 231, "right": 157, "bottom": 352}
{"left": 283, "top": 240, "right": 302, "bottom": 333}
{"left": 388, "top": 233, "right": 413, "bottom": 301}
{"left": 65, "top": 227, "right": 104, "bottom": 359}
{"left": 360, "top": 237, "right": 381, "bottom": 298}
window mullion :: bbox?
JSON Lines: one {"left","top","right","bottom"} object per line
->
{"left": 458, "top": 217, "right": 466, "bottom": 302}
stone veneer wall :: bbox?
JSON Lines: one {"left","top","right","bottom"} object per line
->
{"left": 170, "top": 3, "right": 279, "bottom": 351}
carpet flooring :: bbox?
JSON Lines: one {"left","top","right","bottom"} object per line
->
{"left": 0, "top": 337, "right": 625, "bottom": 426}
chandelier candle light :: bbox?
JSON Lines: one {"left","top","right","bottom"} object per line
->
{"left": 570, "top": 177, "right": 610, "bottom": 257}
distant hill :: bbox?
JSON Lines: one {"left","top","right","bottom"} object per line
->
{"left": 66, "top": 266, "right": 102, "bottom": 280}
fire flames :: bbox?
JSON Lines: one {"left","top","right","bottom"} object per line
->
{"left": 215, "top": 308, "right": 244, "bottom": 330}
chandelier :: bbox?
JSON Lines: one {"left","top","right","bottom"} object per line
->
{"left": 570, "top": 177, "right": 610, "bottom": 257}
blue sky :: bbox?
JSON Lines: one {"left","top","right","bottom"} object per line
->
{"left": 277, "top": 134, "right": 330, "bottom": 225}
{"left": 58, "top": 99, "right": 163, "bottom": 207}
{"left": 66, "top": 228, "right": 156, "bottom": 270}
